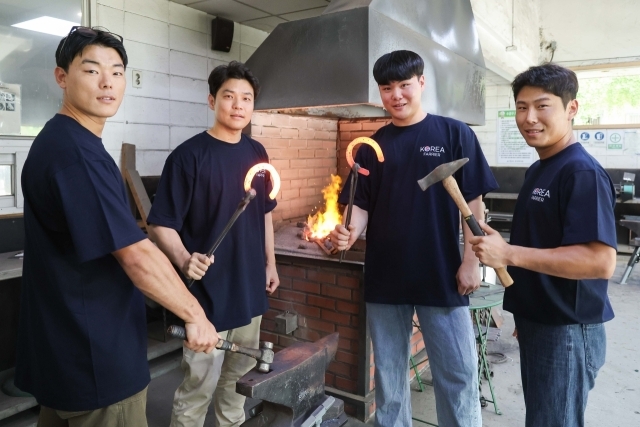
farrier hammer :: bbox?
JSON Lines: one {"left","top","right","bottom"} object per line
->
{"left": 167, "top": 325, "right": 274, "bottom": 373}
{"left": 417, "top": 158, "right": 514, "bottom": 287}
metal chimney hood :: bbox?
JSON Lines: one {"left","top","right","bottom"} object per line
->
{"left": 245, "top": 0, "right": 486, "bottom": 125}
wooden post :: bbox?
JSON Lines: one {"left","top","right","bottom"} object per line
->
{"left": 121, "top": 143, "right": 152, "bottom": 231}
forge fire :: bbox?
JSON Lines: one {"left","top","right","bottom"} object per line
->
{"left": 304, "top": 174, "right": 343, "bottom": 240}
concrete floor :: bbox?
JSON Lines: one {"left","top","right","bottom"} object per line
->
{"left": 410, "top": 256, "right": 640, "bottom": 427}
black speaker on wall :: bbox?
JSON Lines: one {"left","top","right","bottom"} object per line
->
{"left": 211, "top": 17, "right": 234, "bottom": 52}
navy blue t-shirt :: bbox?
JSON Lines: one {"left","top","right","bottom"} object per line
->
{"left": 15, "top": 115, "right": 149, "bottom": 411}
{"left": 147, "top": 132, "right": 276, "bottom": 331}
{"left": 504, "top": 143, "right": 616, "bottom": 325}
{"left": 338, "top": 114, "right": 498, "bottom": 306}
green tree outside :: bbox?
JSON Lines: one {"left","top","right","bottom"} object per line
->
{"left": 576, "top": 75, "right": 640, "bottom": 125}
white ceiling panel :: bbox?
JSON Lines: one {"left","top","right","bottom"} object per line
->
{"left": 280, "top": 6, "right": 326, "bottom": 21}
{"left": 186, "top": 0, "right": 270, "bottom": 22}
{"left": 240, "top": 15, "right": 287, "bottom": 32}
{"left": 173, "top": 0, "right": 330, "bottom": 32}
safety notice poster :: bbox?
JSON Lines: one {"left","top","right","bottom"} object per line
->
{"left": 496, "top": 110, "right": 535, "bottom": 165}
{"left": 0, "top": 83, "right": 21, "bottom": 135}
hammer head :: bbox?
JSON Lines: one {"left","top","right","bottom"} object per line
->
{"left": 417, "top": 158, "right": 469, "bottom": 191}
{"left": 256, "top": 341, "right": 274, "bottom": 373}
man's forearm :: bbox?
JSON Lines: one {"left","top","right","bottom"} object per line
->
{"left": 148, "top": 224, "right": 190, "bottom": 270}
{"left": 265, "top": 212, "right": 276, "bottom": 265}
{"left": 507, "top": 242, "right": 616, "bottom": 280}
{"left": 114, "top": 239, "right": 206, "bottom": 324}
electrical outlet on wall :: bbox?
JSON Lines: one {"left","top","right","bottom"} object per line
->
{"left": 132, "top": 69, "right": 143, "bottom": 88}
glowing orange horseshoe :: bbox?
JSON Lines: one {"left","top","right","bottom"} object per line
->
{"left": 244, "top": 163, "right": 281, "bottom": 200}
{"left": 346, "top": 137, "right": 384, "bottom": 176}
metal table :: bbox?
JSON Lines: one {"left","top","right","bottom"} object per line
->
{"left": 469, "top": 282, "right": 505, "bottom": 415}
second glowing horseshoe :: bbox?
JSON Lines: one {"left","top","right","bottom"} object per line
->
{"left": 346, "top": 137, "right": 384, "bottom": 176}
{"left": 244, "top": 163, "right": 281, "bottom": 200}
{"left": 340, "top": 137, "right": 384, "bottom": 263}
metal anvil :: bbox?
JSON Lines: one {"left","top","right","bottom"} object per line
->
{"left": 238, "top": 333, "right": 340, "bottom": 427}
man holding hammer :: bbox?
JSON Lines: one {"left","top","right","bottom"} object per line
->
{"left": 16, "top": 27, "right": 218, "bottom": 427}
{"left": 147, "top": 62, "right": 279, "bottom": 427}
{"left": 331, "top": 50, "right": 498, "bottom": 427}
{"left": 470, "top": 63, "right": 616, "bottom": 427}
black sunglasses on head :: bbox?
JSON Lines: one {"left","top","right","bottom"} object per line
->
{"left": 59, "top": 26, "right": 123, "bottom": 54}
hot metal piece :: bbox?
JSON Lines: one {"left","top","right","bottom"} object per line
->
{"left": 345, "top": 137, "right": 384, "bottom": 176}
{"left": 237, "top": 333, "right": 339, "bottom": 427}
{"left": 417, "top": 158, "right": 514, "bottom": 287}
{"left": 245, "top": 163, "right": 281, "bottom": 200}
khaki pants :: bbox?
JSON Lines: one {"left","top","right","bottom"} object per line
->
{"left": 170, "top": 316, "right": 262, "bottom": 427}
{"left": 38, "top": 386, "right": 148, "bottom": 427}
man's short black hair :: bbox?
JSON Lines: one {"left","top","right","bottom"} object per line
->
{"left": 511, "top": 63, "right": 578, "bottom": 108}
{"left": 373, "top": 50, "right": 424, "bottom": 85}
{"left": 55, "top": 27, "right": 127, "bottom": 72}
{"left": 208, "top": 61, "right": 260, "bottom": 99}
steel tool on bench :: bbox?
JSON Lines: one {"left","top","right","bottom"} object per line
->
{"left": 187, "top": 163, "right": 281, "bottom": 288}
{"left": 235, "top": 333, "right": 347, "bottom": 427}
{"left": 417, "top": 158, "right": 514, "bottom": 287}
{"left": 167, "top": 325, "right": 275, "bottom": 373}
{"left": 340, "top": 137, "right": 384, "bottom": 263}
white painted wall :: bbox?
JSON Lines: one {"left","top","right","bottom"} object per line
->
{"left": 472, "top": 83, "right": 514, "bottom": 167}
{"left": 93, "top": 0, "right": 268, "bottom": 176}
{"left": 471, "top": 0, "right": 541, "bottom": 81}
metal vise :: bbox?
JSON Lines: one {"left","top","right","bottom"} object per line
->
{"left": 237, "top": 333, "right": 345, "bottom": 427}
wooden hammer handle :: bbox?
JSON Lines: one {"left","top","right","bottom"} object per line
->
{"left": 442, "top": 176, "right": 514, "bottom": 287}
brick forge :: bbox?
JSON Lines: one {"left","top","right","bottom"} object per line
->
{"left": 254, "top": 115, "right": 427, "bottom": 422}
{"left": 261, "top": 254, "right": 428, "bottom": 422}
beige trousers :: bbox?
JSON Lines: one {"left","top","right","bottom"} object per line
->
{"left": 170, "top": 316, "right": 262, "bottom": 427}
{"left": 38, "top": 386, "right": 148, "bottom": 427}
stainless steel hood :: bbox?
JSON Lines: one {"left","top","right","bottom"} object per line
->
{"left": 245, "top": 0, "right": 486, "bottom": 125}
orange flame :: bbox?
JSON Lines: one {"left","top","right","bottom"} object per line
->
{"left": 306, "top": 174, "right": 343, "bottom": 239}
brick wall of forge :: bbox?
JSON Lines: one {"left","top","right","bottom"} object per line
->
{"left": 251, "top": 112, "right": 339, "bottom": 224}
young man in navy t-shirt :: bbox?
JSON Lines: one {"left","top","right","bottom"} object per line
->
{"left": 331, "top": 50, "right": 497, "bottom": 427}
{"left": 471, "top": 63, "right": 617, "bottom": 427}
{"left": 147, "top": 61, "right": 279, "bottom": 427}
{"left": 17, "top": 27, "right": 219, "bottom": 427}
